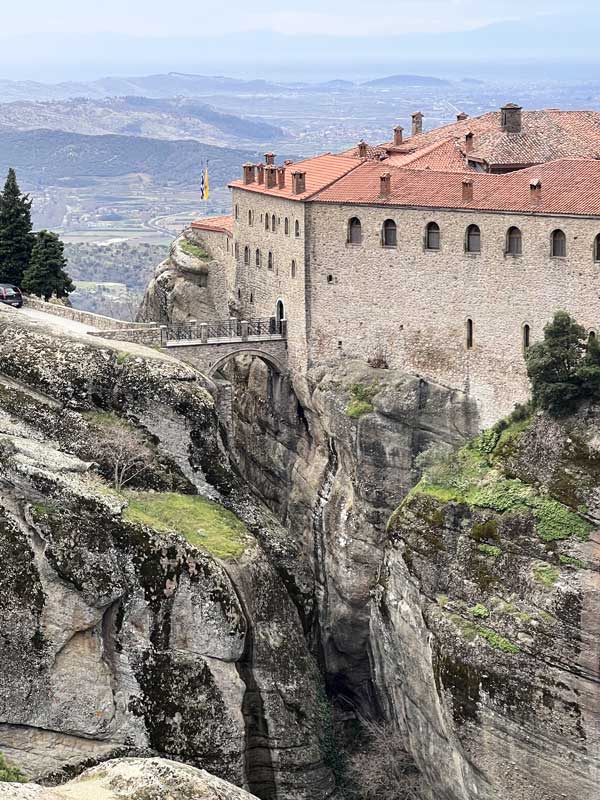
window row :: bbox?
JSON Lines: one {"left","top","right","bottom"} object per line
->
{"left": 235, "top": 204, "right": 301, "bottom": 237}
{"left": 464, "top": 319, "right": 596, "bottom": 351}
{"left": 238, "top": 244, "right": 297, "bottom": 277}
{"left": 347, "top": 217, "right": 596, "bottom": 259}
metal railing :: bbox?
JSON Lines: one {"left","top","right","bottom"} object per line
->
{"left": 161, "top": 316, "right": 287, "bottom": 345}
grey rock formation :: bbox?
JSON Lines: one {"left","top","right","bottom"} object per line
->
{"left": 0, "top": 312, "right": 332, "bottom": 800}
{"left": 0, "top": 757, "right": 260, "bottom": 799}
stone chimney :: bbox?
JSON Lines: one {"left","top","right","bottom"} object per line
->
{"left": 530, "top": 178, "right": 542, "bottom": 204}
{"left": 358, "top": 140, "right": 368, "bottom": 159}
{"left": 277, "top": 166, "right": 286, "bottom": 189}
{"left": 457, "top": 111, "right": 469, "bottom": 121}
{"left": 393, "top": 125, "right": 404, "bottom": 146}
{"left": 380, "top": 172, "right": 391, "bottom": 197}
{"left": 462, "top": 178, "right": 473, "bottom": 202}
{"left": 264, "top": 152, "right": 276, "bottom": 165}
{"left": 284, "top": 159, "right": 293, "bottom": 166}
{"left": 501, "top": 103, "right": 522, "bottom": 133}
{"left": 265, "top": 165, "right": 277, "bottom": 189}
{"left": 465, "top": 131, "right": 474, "bottom": 154}
{"left": 291, "top": 170, "right": 306, "bottom": 195}
{"left": 242, "top": 163, "right": 256, "bottom": 185}
{"left": 411, "top": 112, "right": 423, "bottom": 136}
{"left": 257, "top": 163, "right": 265, "bottom": 184}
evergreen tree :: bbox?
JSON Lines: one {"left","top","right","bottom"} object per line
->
{"left": 21, "top": 230, "right": 74, "bottom": 301}
{"left": 0, "top": 168, "right": 34, "bottom": 286}
{"left": 526, "top": 311, "right": 600, "bottom": 416}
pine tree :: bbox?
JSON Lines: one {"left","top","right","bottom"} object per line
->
{"left": 21, "top": 230, "right": 74, "bottom": 301}
{"left": 0, "top": 168, "right": 34, "bottom": 286}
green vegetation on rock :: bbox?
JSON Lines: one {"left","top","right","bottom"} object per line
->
{"left": 346, "top": 382, "right": 379, "bottom": 419}
{"left": 477, "top": 627, "right": 520, "bottom": 654}
{"left": 180, "top": 239, "right": 210, "bottom": 261}
{"left": 533, "top": 563, "right": 560, "bottom": 587}
{"left": 123, "top": 491, "right": 247, "bottom": 559}
{"left": 478, "top": 543, "right": 501, "bottom": 557}
{"left": 469, "top": 603, "right": 490, "bottom": 619}
{"left": 0, "top": 752, "right": 26, "bottom": 782}
{"left": 558, "top": 554, "right": 586, "bottom": 569}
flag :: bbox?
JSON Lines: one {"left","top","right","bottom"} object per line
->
{"left": 202, "top": 163, "right": 210, "bottom": 200}
{"left": 200, "top": 169, "right": 205, "bottom": 200}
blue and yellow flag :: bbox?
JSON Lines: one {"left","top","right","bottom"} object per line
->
{"left": 201, "top": 163, "right": 210, "bottom": 200}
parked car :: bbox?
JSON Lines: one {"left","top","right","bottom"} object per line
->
{"left": 0, "top": 284, "right": 23, "bottom": 308}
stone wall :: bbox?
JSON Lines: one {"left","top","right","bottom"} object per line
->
{"left": 89, "top": 327, "right": 162, "bottom": 346}
{"left": 186, "top": 228, "right": 233, "bottom": 319}
{"left": 24, "top": 296, "right": 158, "bottom": 330}
{"left": 306, "top": 202, "right": 600, "bottom": 426}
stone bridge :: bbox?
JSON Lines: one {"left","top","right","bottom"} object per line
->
{"left": 160, "top": 317, "right": 288, "bottom": 378}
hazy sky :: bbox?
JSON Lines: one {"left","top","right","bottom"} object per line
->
{"left": 0, "top": 0, "right": 577, "bottom": 37}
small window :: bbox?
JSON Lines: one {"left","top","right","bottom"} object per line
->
{"left": 248, "top": 209, "right": 253, "bottom": 226}
{"left": 506, "top": 226, "right": 522, "bottom": 256}
{"left": 291, "top": 259, "right": 296, "bottom": 278}
{"left": 285, "top": 218, "right": 289, "bottom": 235}
{"left": 594, "top": 234, "right": 600, "bottom": 262}
{"left": 250, "top": 292, "right": 254, "bottom": 303}
{"left": 425, "top": 221, "right": 440, "bottom": 250}
{"left": 234, "top": 242, "right": 239, "bottom": 259}
{"left": 327, "top": 274, "right": 334, "bottom": 284}
{"left": 255, "top": 248, "right": 261, "bottom": 267}
{"left": 551, "top": 229, "right": 566, "bottom": 258}
{"left": 382, "top": 219, "right": 397, "bottom": 247}
{"left": 237, "top": 288, "right": 241, "bottom": 299}
{"left": 243, "top": 246, "right": 250, "bottom": 265}
{"left": 268, "top": 251, "right": 274, "bottom": 270}
{"left": 226, "top": 239, "right": 230, "bottom": 252}
{"left": 295, "top": 220, "right": 300, "bottom": 238}
{"left": 348, "top": 217, "right": 362, "bottom": 245}
{"left": 466, "top": 318, "right": 473, "bottom": 350}
{"left": 235, "top": 204, "right": 239, "bottom": 220}
{"left": 589, "top": 330, "right": 597, "bottom": 343}
{"left": 272, "top": 214, "right": 276, "bottom": 231}
{"left": 265, "top": 215, "right": 270, "bottom": 231}
{"left": 523, "top": 323, "right": 530, "bottom": 350}
{"left": 466, "top": 224, "right": 480, "bottom": 253}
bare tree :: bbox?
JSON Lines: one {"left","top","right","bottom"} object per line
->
{"left": 98, "top": 429, "right": 153, "bottom": 491}
{"left": 346, "top": 720, "right": 421, "bottom": 800}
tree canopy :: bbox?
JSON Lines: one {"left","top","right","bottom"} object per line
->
{"left": 21, "top": 230, "right": 74, "bottom": 301}
{"left": 526, "top": 311, "right": 600, "bottom": 416}
{"left": 0, "top": 168, "right": 34, "bottom": 286}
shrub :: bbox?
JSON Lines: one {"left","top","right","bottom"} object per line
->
{"left": 346, "top": 382, "right": 379, "bottom": 419}
{"left": 469, "top": 603, "right": 490, "bottom": 619}
{"left": 0, "top": 752, "right": 26, "bottom": 782}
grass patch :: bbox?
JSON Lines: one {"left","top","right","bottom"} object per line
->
{"left": 477, "top": 627, "right": 520, "bottom": 654}
{"left": 345, "top": 382, "right": 379, "bottom": 419}
{"left": 437, "top": 594, "right": 449, "bottom": 607}
{"left": 469, "top": 603, "right": 490, "bottom": 619}
{"left": 478, "top": 543, "right": 501, "bottom": 557}
{"left": 559, "top": 554, "right": 586, "bottom": 569}
{"left": 180, "top": 239, "right": 211, "bottom": 261}
{"left": 123, "top": 491, "right": 247, "bottom": 559}
{"left": 533, "top": 563, "right": 560, "bottom": 587}
{"left": 0, "top": 752, "right": 26, "bottom": 782}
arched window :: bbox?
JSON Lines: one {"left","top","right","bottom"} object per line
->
{"left": 348, "top": 217, "right": 362, "bottom": 245}
{"left": 466, "top": 224, "right": 481, "bottom": 253}
{"left": 382, "top": 219, "right": 397, "bottom": 247}
{"left": 276, "top": 300, "right": 285, "bottom": 329}
{"left": 466, "top": 318, "right": 473, "bottom": 350}
{"left": 291, "top": 259, "right": 297, "bottom": 278}
{"left": 295, "top": 220, "right": 300, "bottom": 238}
{"left": 506, "top": 226, "right": 522, "bottom": 256}
{"left": 551, "top": 229, "right": 566, "bottom": 257}
{"left": 589, "top": 330, "right": 597, "bottom": 343}
{"left": 265, "top": 215, "right": 270, "bottom": 231}
{"left": 255, "top": 248, "right": 261, "bottom": 267}
{"left": 248, "top": 209, "right": 253, "bottom": 226}
{"left": 271, "top": 214, "right": 276, "bottom": 231}
{"left": 594, "top": 234, "right": 600, "bottom": 262}
{"left": 268, "top": 251, "right": 274, "bottom": 270}
{"left": 523, "top": 323, "right": 530, "bottom": 350}
{"left": 243, "top": 246, "right": 250, "bottom": 265}
{"left": 285, "top": 218, "right": 289, "bottom": 235}
{"left": 425, "top": 221, "right": 440, "bottom": 250}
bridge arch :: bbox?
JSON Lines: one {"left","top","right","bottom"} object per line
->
{"left": 207, "top": 347, "right": 286, "bottom": 378}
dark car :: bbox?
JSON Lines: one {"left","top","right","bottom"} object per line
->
{"left": 0, "top": 284, "right": 23, "bottom": 308}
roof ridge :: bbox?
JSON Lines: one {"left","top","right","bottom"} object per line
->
{"left": 303, "top": 157, "right": 367, "bottom": 200}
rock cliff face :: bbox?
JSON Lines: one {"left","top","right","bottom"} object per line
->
{"left": 370, "top": 407, "right": 600, "bottom": 800}
{"left": 0, "top": 311, "right": 332, "bottom": 800}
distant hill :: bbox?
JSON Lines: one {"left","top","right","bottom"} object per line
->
{"left": 363, "top": 74, "right": 450, "bottom": 88}
{"left": 0, "top": 128, "right": 258, "bottom": 188}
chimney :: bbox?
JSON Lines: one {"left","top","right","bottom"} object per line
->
{"left": 530, "top": 178, "right": 542, "bottom": 204}
{"left": 393, "top": 125, "right": 404, "bottom": 146}
{"left": 242, "top": 163, "right": 256, "bottom": 185}
{"left": 264, "top": 152, "right": 276, "bottom": 165}
{"left": 291, "top": 170, "right": 306, "bottom": 195}
{"left": 462, "top": 178, "right": 473, "bottom": 202}
{"left": 457, "top": 111, "right": 469, "bottom": 121}
{"left": 358, "top": 140, "right": 368, "bottom": 159}
{"left": 380, "top": 172, "right": 391, "bottom": 197}
{"left": 257, "top": 163, "right": 265, "bottom": 184}
{"left": 284, "top": 159, "right": 293, "bottom": 166}
{"left": 464, "top": 131, "right": 474, "bottom": 153}
{"left": 411, "top": 111, "right": 423, "bottom": 136}
{"left": 265, "top": 165, "right": 277, "bottom": 189}
{"left": 501, "top": 103, "right": 522, "bottom": 133}
{"left": 277, "top": 166, "right": 286, "bottom": 189}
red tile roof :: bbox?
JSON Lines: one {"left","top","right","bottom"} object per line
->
{"left": 229, "top": 153, "right": 362, "bottom": 200}
{"left": 191, "top": 215, "right": 233, "bottom": 235}
{"left": 386, "top": 138, "right": 469, "bottom": 172}
{"left": 312, "top": 158, "right": 600, "bottom": 217}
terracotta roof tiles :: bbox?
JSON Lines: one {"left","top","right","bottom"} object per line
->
{"left": 191, "top": 215, "right": 233, "bottom": 235}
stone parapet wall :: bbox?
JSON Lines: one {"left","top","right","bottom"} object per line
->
{"left": 24, "top": 296, "right": 158, "bottom": 330}
{"left": 88, "top": 327, "right": 162, "bottom": 346}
